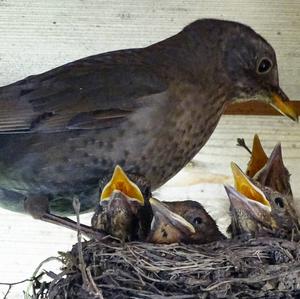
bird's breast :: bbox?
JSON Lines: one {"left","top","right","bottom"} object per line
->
{"left": 117, "top": 85, "right": 228, "bottom": 188}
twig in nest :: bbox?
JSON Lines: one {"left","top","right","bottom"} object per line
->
{"left": 237, "top": 138, "right": 252, "bottom": 154}
{"left": 202, "top": 265, "right": 300, "bottom": 291}
{"left": 24, "top": 256, "right": 62, "bottom": 299}
{"left": 0, "top": 278, "right": 33, "bottom": 299}
{"left": 73, "top": 197, "right": 104, "bottom": 299}
{"left": 34, "top": 237, "right": 300, "bottom": 298}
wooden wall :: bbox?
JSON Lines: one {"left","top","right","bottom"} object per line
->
{"left": 0, "top": 1, "right": 299, "bottom": 298}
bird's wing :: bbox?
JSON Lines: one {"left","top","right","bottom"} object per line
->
{"left": 0, "top": 49, "right": 167, "bottom": 133}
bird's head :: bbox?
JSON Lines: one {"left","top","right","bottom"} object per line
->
{"left": 221, "top": 21, "right": 298, "bottom": 122}
{"left": 147, "top": 198, "right": 196, "bottom": 244}
{"left": 226, "top": 162, "right": 299, "bottom": 239}
{"left": 182, "top": 19, "right": 297, "bottom": 121}
{"left": 148, "top": 198, "right": 225, "bottom": 244}
{"left": 91, "top": 165, "right": 146, "bottom": 241}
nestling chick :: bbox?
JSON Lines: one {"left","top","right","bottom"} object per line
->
{"left": 242, "top": 134, "right": 292, "bottom": 198}
{"left": 147, "top": 198, "right": 225, "bottom": 244}
{"left": 91, "top": 165, "right": 152, "bottom": 241}
{"left": 226, "top": 160, "right": 299, "bottom": 239}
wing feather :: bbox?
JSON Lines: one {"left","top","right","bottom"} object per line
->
{"left": 0, "top": 49, "right": 167, "bottom": 133}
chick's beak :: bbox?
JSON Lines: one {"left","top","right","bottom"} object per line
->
{"left": 224, "top": 185, "right": 276, "bottom": 229}
{"left": 231, "top": 162, "right": 271, "bottom": 208}
{"left": 255, "top": 143, "right": 292, "bottom": 196}
{"left": 100, "top": 165, "right": 144, "bottom": 205}
{"left": 246, "top": 134, "right": 268, "bottom": 178}
{"left": 268, "top": 87, "right": 298, "bottom": 122}
{"left": 149, "top": 198, "right": 195, "bottom": 237}
{"left": 107, "top": 190, "right": 133, "bottom": 209}
{"left": 225, "top": 185, "right": 264, "bottom": 218}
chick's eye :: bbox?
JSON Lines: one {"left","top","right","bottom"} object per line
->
{"left": 274, "top": 197, "right": 285, "bottom": 208}
{"left": 193, "top": 217, "right": 202, "bottom": 225}
{"left": 257, "top": 58, "right": 273, "bottom": 74}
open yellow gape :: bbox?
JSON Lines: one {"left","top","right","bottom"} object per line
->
{"left": 231, "top": 162, "right": 271, "bottom": 208}
{"left": 100, "top": 165, "right": 145, "bottom": 205}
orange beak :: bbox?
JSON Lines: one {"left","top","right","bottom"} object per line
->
{"left": 268, "top": 88, "right": 298, "bottom": 122}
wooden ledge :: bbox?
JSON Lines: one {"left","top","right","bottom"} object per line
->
{"left": 224, "top": 101, "right": 300, "bottom": 116}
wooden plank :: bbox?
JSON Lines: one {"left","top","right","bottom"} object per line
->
{"left": 225, "top": 101, "right": 300, "bottom": 116}
{"left": 0, "top": 1, "right": 299, "bottom": 100}
{"left": 0, "top": 1, "right": 299, "bottom": 298}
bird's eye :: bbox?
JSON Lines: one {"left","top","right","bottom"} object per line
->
{"left": 193, "top": 217, "right": 202, "bottom": 225}
{"left": 274, "top": 197, "right": 285, "bottom": 208}
{"left": 256, "top": 58, "right": 273, "bottom": 74}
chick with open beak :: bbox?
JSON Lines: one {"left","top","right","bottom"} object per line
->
{"left": 91, "top": 165, "right": 152, "bottom": 241}
{"left": 242, "top": 134, "right": 292, "bottom": 198}
{"left": 244, "top": 134, "right": 269, "bottom": 178}
{"left": 147, "top": 198, "right": 225, "bottom": 244}
{"left": 226, "top": 161, "right": 299, "bottom": 239}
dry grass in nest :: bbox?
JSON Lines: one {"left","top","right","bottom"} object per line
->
{"left": 28, "top": 236, "right": 300, "bottom": 299}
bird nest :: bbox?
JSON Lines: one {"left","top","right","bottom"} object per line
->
{"left": 31, "top": 236, "right": 300, "bottom": 299}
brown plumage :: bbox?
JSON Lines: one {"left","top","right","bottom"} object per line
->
{"left": 148, "top": 198, "right": 225, "bottom": 244}
{"left": 0, "top": 19, "right": 297, "bottom": 217}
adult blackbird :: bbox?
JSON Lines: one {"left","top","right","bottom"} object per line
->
{"left": 148, "top": 198, "right": 225, "bottom": 244}
{"left": 226, "top": 161, "right": 299, "bottom": 239}
{"left": 0, "top": 19, "right": 297, "bottom": 215}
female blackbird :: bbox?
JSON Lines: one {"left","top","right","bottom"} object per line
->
{"left": 0, "top": 19, "right": 297, "bottom": 216}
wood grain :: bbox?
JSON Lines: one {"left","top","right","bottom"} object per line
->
{"left": 0, "top": 1, "right": 299, "bottom": 298}
{"left": 0, "top": 1, "right": 299, "bottom": 99}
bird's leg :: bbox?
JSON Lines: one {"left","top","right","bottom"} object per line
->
{"left": 41, "top": 213, "right": 105, "bottom": 240}
{"left": 24, "top": 195, "right": 105, "bottom": 240}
